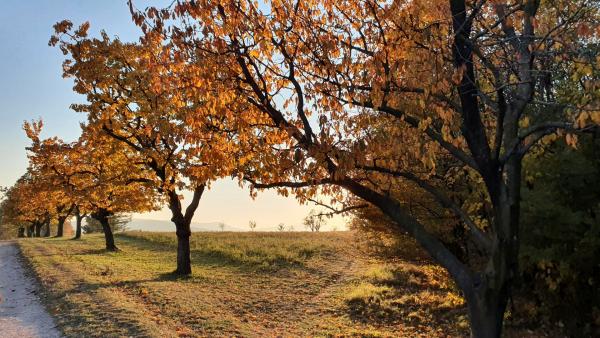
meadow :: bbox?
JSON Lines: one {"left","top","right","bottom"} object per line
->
{"left": 18, "top": 231, "right": 470, "bottom": 337}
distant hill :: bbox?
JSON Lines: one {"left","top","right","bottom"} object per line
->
{"left": 126, "top": 218, "right": 244, "bottom": 232}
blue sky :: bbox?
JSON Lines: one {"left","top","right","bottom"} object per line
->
{"left": 0, "top": 0, "right": 346, "bottom": 231}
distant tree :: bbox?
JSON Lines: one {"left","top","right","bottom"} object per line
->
{"left": 1, "top": 171, "right": 53, "bottom": 238}
{"left": 23, "top": 120, "right": 76, "bottom": 238}
{"left": 248, "top": 220, "right": 257, "bottom": 232}
{"left": 0, "top": 190, "right": 19, "bottom": 240}
{"left": 83, "top": 214, "right": 132, "bottom": 234}
{"left": 303, "top": 210, "right": 324, "bottom": 232}
{"left": 277, "top": 223, "right": 285, "bottom": 232}
{"left": 218, "top": 222, "right": 225, "bottom": 232}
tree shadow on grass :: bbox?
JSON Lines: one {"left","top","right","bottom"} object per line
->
{"left": 70, "top": 248, "right": 112, "bottom": 255}
{"left": 344, "top": 266, "right": 467, "bottom": 332}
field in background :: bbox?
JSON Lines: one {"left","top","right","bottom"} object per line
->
{"left": 18, "top": 231, "right": 469, "bottom": 337}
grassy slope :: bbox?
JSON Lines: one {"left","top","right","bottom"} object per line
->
{"left": 18, "top": 232, "right": 469, "bottom": 337}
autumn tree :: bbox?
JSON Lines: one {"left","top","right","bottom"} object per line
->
{"left": 23, "top": 120, "right": 76, "bottom": 238}
{"left": 51, "top": 21, "right": 266, "bottom": 274}
{"left": 69, "top": 129, "right": 160, "bottom": 251}
{"left": 136, "top": 1, "right": 600, "bottom": 336}
{"left": 83, "top": 214, "right": 131, "bottom": 234}
{"left": 0, "top": 171, "right": 53, "bottom": 238}
{"left": 24, "top": 118, "right": 159, "bottom": 250}
{"left": 0, "top": 183, "right": 28, "bottom": 238}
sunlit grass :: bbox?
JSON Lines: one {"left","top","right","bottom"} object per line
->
{"left": 18, "top": 231, "right": 469, "bottom": 337}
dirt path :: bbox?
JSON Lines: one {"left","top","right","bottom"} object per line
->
{"left": 0, "top": 240, "right": 62, "bottom": 338}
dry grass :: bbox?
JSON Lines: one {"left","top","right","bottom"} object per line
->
{"left": 18, "top": 231, "right": 470, "bottom": 337}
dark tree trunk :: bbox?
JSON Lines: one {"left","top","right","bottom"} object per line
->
{"left": 100, "top": 218, "right": 117, "bottom": 251}
{"left": 465, "top": 289, "right": 505, "bottom": 338}
{"left": 92, "top": 208, "right": 117, "bottom": 251}
{"left": 166, "top": 185, "right": 205, "bottom": 275}
{"left": 18, "top": 227, "right": 26, "bottom": 238}
{"left": 27, "top": 224, "right": 34, "bottom": 237}
{"left": 55, "top": 205, "right": 74, "bottom": 238}
{"left": 445, "top": 1, "right": 527, "bottom": 336}
{"left": 73, "top": 208, "right": 83, "bottom": 240}
{"left": 56, "top": 217, "right": 66, "bottom": 237}
{"left": 42, "top": 218, "right": 51, "bottom": 237}
{"left": 462, "top": 158, "right": 522, "bottom": 338}
{"left": 34, "top": 222, "right": 42, "bottom": 237}
{"left": 175, "top": 223, "right": 192, "bottom": 275}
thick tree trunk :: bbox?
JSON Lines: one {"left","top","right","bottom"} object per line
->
{"left": 73, "top": 211, "right": 83, "bottom": 240}
{"left": 93, "top": 209, "right": 118, "bottom": 251}
{"left": 34, "top": 222, "right": 42, "bottom": 237}
{"left": 27, "top": 224, "right": 35, "bottom": 237}
{"left": 56, "top": 217, "right": 66, "bottom": 237}
{"left": 100, "top": 218, "right": 117, "bottom": 251}
{"left": 42, "top": 218, "right": 51, "bottom": 237}
{"left": 175, "top": 224, "right": 192, "bottom": 275}
{"left": 166, "top": 185, "right": 205, "bottom": 275}
{"left": 18, "top": 227, "right": 26, "bottom": 238}
{"left": 55, "top": 205, "right": 74, "bottom": 238}
{"left": 465, "top": 157, "right": 522, "bottom": 338}
{"left": 466, "top": 289, "right": 505, "bottom": 338}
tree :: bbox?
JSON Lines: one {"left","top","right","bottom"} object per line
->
{"left": 218, "top": 222, "right": 225, "bottom": 231}
{"left": 83, "top": 214, "right": 131, "bottom": 234}
{"left": 1, "top": 170, "right": 55, "bottom": 238}
{"left": 248, "top": 220, "right": 257, "bottom": 231}
{"left": 23, "top": 118, "right": 159, "bottom": 250}
{"left": 71, "top": 130, "right": 160, "bottom": 251}
{"left": 0, "top": 186, "right": 25, "bottom": 239}
{"left": 23, "top": 120, "right": 75, "bottom": 238}
{"left": 51, "top": 21, "right": 264, "bottom": 274}
{"left": 277, "top": 223, "right": 285, "bottom": 232}
{"left": 72, "top": 205, "right": 87, "bottom": 240}
{"left": 137, "top": 1, "right": 600, "bottom": 336}
{"left": 303, "top": 210, "right": 324, "bottom": 232}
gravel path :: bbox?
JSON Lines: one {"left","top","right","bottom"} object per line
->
{"left": 0, "top": 241, "right": 62, "bottom": 338}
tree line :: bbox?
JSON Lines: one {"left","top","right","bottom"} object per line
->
{"left": 1, "top": 1, "right": 599, "bottom": 337}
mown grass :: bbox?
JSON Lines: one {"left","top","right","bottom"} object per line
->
{"left": 18, "top": 231, "right": 470, "bottom": 337}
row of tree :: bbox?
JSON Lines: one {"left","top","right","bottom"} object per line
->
{"left": 1, "top": 1, "right": 598, "bottom": 337}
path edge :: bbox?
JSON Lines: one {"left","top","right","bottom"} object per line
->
{"left": 14, "top": 239, "right": 65, "bottom": 337}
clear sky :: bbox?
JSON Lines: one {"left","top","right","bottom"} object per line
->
{"left": 0, "top": 0, "right": 346, "bottom": 231}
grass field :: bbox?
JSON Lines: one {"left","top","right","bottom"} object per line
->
{"left": 18, "top": 231, "right": 471, "bottom": 337}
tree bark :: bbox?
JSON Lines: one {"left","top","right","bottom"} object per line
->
{"left": 167, "top": 185, "right": 205, "bottom": 275}
{"left": 56, "top": 216, "right": 66, "bottom": 237}
{"left": 56, "top": 218, "right": 64, "bottom": 237}
{"left": 92, "top": 208, "right": 118, "bottom": 251}
{"left": 73, "top": 208, "right": 83, "bottom": 240}
{"left": 27, "top": 224, "right": 34, "bottom": 237}
{"left": 18, "top": 226, "right": 25, "bottom": 238}
{"left": 465, "top": 289, "right": 505, "bottom": 338}
{"left": 42, "top": 218, "right": 51, "bottom": 237}
{"left": 34, "top": 222, "right": 42, "bottom": 237}
{"left": 176, "top": 225, "right": 192, "bottom": 275}
{"left": 55, "top": 205, "right": 74, "bottom": 238}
